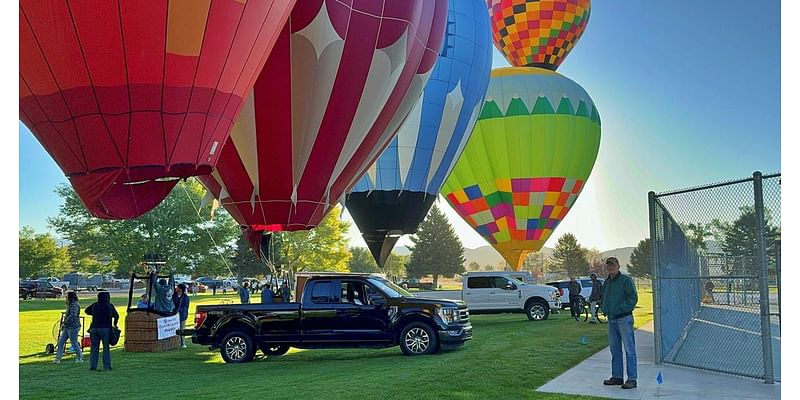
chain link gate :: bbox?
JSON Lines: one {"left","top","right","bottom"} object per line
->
{"left": 648, "top": 172, "right": 780, "bottom": 383}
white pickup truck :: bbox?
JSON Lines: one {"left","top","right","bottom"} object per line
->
{"left": 37, "top": 277, "right": 70, "bottom": 292}
{"left": 417, "top": 272, "right": 561, "bottom": 321}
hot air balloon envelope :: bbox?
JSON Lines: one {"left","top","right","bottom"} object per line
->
{"left": 20, "top": 0, "right": 295, "bottom": 219}
{"left": 487, "top": 0, "right": 591, "bottom": 69}
{"left": 442, "top": 67, "right": 600, "bottom": 269}
{"left": 199, "top": 0, "right": 448, "bottom": 248}
{"left": 347, "top": 0, "right": 493, "bottom": 266}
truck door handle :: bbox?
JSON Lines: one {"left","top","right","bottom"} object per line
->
{"left": 489, "top": 292, "right": 495, "bottom": 295}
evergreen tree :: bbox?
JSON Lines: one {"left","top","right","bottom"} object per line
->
{"left": 720, "top": 206, "right": 779, "bottom": 276}
{"left": 468, "top": 261, "right": 481, "bottom": 272}
{"left": 405, "top": 205, "right": 465, "bottom": 288}
{"left": 627, "top": 238, "right": 652, "bottom": 279}
{"left": 550, "top": 233, "right": 588, "bottom": 277}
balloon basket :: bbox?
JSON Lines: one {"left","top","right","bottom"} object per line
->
{"left": 124, "top": 311, "right": 180, "bottom": 352}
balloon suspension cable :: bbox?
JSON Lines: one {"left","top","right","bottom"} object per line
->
{"left": 180, "top": 181, "right": 235, "bottom": 278}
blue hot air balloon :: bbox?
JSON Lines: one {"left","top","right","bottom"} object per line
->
{"left": 346, "top": 0, "right": 493, "bottom": 266}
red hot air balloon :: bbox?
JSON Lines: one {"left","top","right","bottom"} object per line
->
{"left": 199, "top": 0, "right": 447, "bottom": 244}
{"left": 19, "top": 0, "right": 296, "bottom": 219}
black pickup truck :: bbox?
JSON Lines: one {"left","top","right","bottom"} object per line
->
{"left": 178, "top": 273, "right": 472, "bottom": 363}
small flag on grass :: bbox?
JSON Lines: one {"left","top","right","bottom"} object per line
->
{"left": 657, "top": 371, "right": 663, "bottom": 384}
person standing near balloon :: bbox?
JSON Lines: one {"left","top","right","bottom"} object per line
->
{"left": 239, "top": 282, "right": 250, "bottom": 304}
{"left": 85, "top": 291, "right": 119, "bottom": 371}
{"left": 171, "top": 283, "right": 190, "bottom": 348}
{"left": 54, "top": 291, "right": 83, "bottom": 364}
{"left": 602, "top": 257, "right": 639, "bottom": 389}
{"left": 568, "top": 277, "right": 582, "bottom": 320}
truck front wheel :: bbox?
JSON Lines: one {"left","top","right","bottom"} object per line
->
{"left": 525, "top": 300, "right": 550, "bottom": 321}
{"left": 399, "top": 322, "right": 438, "bottom": 356}
{"left": 220, "top": 330, "right": 256, "bottom": 363}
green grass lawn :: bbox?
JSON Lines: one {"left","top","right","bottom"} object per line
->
{"left": 20, "top": 292, "right": 653, "bottom": 399}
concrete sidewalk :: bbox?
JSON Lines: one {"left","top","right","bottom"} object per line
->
{"left": 536, "top": 321, "right": 780, "bottom": 399}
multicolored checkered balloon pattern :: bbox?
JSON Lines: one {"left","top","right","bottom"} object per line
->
{"left": 488, "top": 0, "right": 591, "bottom": 69}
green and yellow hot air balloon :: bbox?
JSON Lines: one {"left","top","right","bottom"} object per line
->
{"left": 441, "top": 67, "right": 600, "bottom": 269}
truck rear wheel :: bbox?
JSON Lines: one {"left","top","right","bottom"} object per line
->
{"left": 399, "top": 322, "right": 438, "bottom": 356}
{"left": 525, "top": 300, "right": 550, "bottom": 321}
{"left": 220, "top": 330, "right": 255, "bottom": 363}
{"left": 261, "top": 344, "right": 290, "bottom": 356}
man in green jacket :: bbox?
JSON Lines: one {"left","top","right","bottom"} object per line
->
{"left": 601, "top": 257, "right": 638, "bottom": 389}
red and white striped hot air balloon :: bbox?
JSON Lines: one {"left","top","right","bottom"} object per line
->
{"left": 199, "top": 0, "right": 448, "bottom": 246}
{"left": 20, "top": 0, "right": 296, "bottom": 219}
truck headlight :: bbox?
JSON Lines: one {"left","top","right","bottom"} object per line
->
{"left": 550, "top": 290, "right": 560, "bottom": 301}
{"left": 437, "top": 307, "right": 459, "bottom": 323}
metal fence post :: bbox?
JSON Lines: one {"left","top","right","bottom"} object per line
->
{"left": 648, "top": 191, "right": 662, "bottom": 364}
{"left": 753, "top": 171, "right": 774, "bottom": 384}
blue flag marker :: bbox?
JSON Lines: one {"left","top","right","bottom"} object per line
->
{"left": 657, "top": 371, "right": 663, "bottom": 384}
{"left": 580, "top": 336, "right": 589, "bottom": 345}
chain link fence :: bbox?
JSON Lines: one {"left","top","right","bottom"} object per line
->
{"left": 648, "top": 172, "right": 780, "bottom": 383}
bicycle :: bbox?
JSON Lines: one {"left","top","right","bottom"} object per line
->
{"left": 579, "top": 297, "right": 606, "bottom": 323}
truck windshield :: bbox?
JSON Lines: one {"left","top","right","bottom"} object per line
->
{"left": 367, "top": 277, "right": 413, "bottom": 298}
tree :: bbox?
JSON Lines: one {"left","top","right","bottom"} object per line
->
{"left": 19, "top": 226, "right": 71, "bottom": 278}
{"left": 550, "top": 233, "right": 588, "bottom": 277}
{"left": 271, "top": 205, "right": 352, "bottom": 275}
{"left": 468, "top": 261, "right": 481, "bottom": 272}
{"left": 230, "top": 235, "right": 270, "bottom": 283}
{"left": 681, "top": 222, "right": 714, "bottom": 252}
{"left": 585, "top": 247, "right": 605, "bottom": 275}
{"left": 627, "top": 238, "right": 652, "bottom": 279}
{"left": 405, "top": 205, "right": 466, "bottom": 288}
{"left": 383, "top": 253, "right": 407, "bottom": 281}
{"left": 48, "top": 179, "right": 241, "bottom": 277}
{"left": 349, "top": 247, "right": 379, "bottom": 273}
{"left": 483, "top": 264, "right": 494, "bottom": 271}
{"left": 720, "top": 206, "right": 779, "bottom": 276}
{"left": 72, "top": 255, "right": 116, "bottom": 275}
{"left": 522, "top": 251, "right": 551, "bottom": 279}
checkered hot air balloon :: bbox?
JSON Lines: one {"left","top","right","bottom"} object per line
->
{"left": 345, "top": 0, "right": 493, "bottom": 267}
{"left": 487, "top": 0, "right": 591, "bottom": 69}
{"left": 441, "top": 67, "right": 600, "bottom": 270}
{"left": 198, "top": 0, "right": 448, "bottom": 252}
{"left": 20, "top": 0, "right": 296, "bottom": 219}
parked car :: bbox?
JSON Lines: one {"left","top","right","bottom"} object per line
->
{"left": 545, "top": 277, "right": 604, "bottom": 308}
{"left": 179, "top": 272, "right": 472, "bottom": 363}
{"left": 196, "top": 277, "right": 224, "bottom": 290}
{"left": 20, "top": 281, "right": 63, "bottom": 299}
{"left": 416, "top": 272, "right": 560, "bottom": 321}
{"left": 36, "top": 277, "right": 70, "bottom": 292}
{"left": 398, "top": 278, "right": 434, "bottom": 290}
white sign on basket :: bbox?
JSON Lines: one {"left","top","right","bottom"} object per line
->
{"left": 156, "top": 314, "right": 180, "bottom": 340}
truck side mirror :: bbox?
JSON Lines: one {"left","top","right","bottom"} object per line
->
{"left": 505, "top": 282, "right": 517, "bottom": 290}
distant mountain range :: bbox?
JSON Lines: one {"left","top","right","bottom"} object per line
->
{"left": 389, "top": 244, "right": 637, "bottom": 272}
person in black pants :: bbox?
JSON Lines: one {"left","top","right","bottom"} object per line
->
{"left": 85, "top": 291, "right": 119, "bottom": 371}
{"left": 568, "top": 277, "right": 582, "bottom": 321}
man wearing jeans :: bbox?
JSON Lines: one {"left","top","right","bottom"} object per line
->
{"left": 601, "top": 257, "right": 638, "bottom": 389}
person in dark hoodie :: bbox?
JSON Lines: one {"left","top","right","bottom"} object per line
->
{"left": 85, "top": 290, "right": 119, "bottom": 371}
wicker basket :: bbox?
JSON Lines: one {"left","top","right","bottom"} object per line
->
{"left": 124, "top": 311, "right": 180, "bottom": 352}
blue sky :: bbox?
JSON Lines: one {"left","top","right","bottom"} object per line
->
{"left": 19, "top": 1, "right": 781, "bottom": 252}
